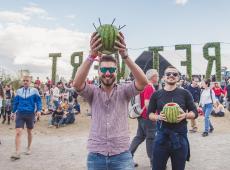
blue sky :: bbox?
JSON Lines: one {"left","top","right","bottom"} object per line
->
{"left": 0, "top": 0, "right": 230, "bottom": 80}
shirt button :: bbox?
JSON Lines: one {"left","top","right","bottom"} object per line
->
{"left": 107, "top": 123, "right": 109, "bottom": 125}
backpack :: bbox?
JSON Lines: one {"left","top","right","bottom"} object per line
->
{"left": 128, "top": 94, "right": 142, "bottom": 119}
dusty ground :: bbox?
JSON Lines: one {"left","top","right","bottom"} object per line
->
{"left": 0, "top": 97, "right": 230, "bottom": 170}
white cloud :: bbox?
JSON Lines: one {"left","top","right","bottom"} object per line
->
{"left": 0, "top": 24, "right": 90, "bottom": 80}
{"left": 23, "top": 6, "right": 47, "bottom": 15}
{"left": 0, "top": 4, "right": 55, "bottom": 24}
{"left": 23, "top": 5, "right": 55, "bottom": 20}
{"left": 66, "top": 15, "right": 77, "bottom": 19}
{"left": 0, "top": 11, "right": 30, "bottom": 23}
{"left": 175, "top": 0, "right": 189, "bottom": 5}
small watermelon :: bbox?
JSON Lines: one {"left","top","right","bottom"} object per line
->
{"left": 162, "top": 102, "right": 180, "bottom": 123}
{"left": 97, "top": 24, "right": 119, "bottom": 55}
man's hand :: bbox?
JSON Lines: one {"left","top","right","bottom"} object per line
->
{"left": 159, "top": 112, "right": 168, "bottom": 122}
{"left": 36, "top": 111, "right": 41, "bottom": 117}
{"left": 90, "top": 32, "right": 102, "bottom": 58}
{"left": 177, "top": 113, "right": 187, "bottom": 122}
{"left": 177, "top": 107, "right": 186, "bottom": 122}
{"left": 114, "top": 32, "right": 128, "bottom": 59}
{"left": 10, "top": 112, "right": 16, "bottom": 120}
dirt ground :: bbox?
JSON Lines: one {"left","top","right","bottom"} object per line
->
{"left": 1, "top": 97, "right": 230, "bottom": 170}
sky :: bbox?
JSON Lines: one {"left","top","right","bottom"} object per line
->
{"left": 0, "top": 0, "right": 230, "bottom": 81}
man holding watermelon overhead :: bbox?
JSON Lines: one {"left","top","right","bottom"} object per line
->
{"left": 73, "top": 30, "right": 148, "bottom": 170}
{"left": 148, "top": 66, "right": 198, "bottom": 170}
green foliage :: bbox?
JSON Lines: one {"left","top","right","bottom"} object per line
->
{"left": 114, "top": 53, "right": 126, "bottom": 82}
{"left": 203, "top": 42, "right": 221, "bottom": 81}
{"left": 71, "top": 52, "right": 83, "bottom": 80}
{"left": 49, "top": 53, "right": 61, "bottom": 84}
{"left": 11, "top": 79, "right": 21, "bottom": 90}
{"left": 175, "top": 44, "right": 192, "bottom": 80}
{"left": 149, "top": 46, "right": 164, "bottom": 71}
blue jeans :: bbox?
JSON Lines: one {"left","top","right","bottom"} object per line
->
{"left": 45, "top": 96, "right": 51, "bottom": 109}
{"left": 87, "top": 151, "right": 134, "bottom": 170}
{"left": 129, "top": 117, "right": 156, "bottom": 164}
{"left": 53, "top": 100, "right": 59, "bottom": 110}
{"left": 202, "top": 103, "right": 213, "bottom": 133}
{"left": 152, "top": 131, "right": 188, "bottom": 170}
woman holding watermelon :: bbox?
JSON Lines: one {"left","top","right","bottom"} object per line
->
{"left": 148, "top": 66, "right": 198, "bottom": 170}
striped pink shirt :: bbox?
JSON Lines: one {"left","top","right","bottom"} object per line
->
{"left": 78, "top": 82, "right": 140, "bottom": 156}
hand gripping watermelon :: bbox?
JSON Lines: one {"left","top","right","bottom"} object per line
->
{"left": 93, "top": 18, "right": 126, "bottom": 55}
{"left": 162, "top": 102, "right": 180, "bottom": 123}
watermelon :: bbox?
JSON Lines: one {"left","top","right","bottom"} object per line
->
{"left": 97, "top": 24, "right": 119, "bottom": 55}
{"left": 162, "top": 102, "right": 180, "bottom": 123}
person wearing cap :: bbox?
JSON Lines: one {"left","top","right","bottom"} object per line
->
{"left": 129, "top": 69, "right": 158, "bottom": 167}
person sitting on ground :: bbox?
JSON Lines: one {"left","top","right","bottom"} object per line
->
{"left": 211, "top": 100, "right": 225, "bottom": 117}
{"left": 50, "top": 105, "right": 66, "bottom": 128}
{"left": 64, "top": 104, "right": 75, "bottom": 124}
{"left": 61, "top": 99, "right": 69, "bottom": 111}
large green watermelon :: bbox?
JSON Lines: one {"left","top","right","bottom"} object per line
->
{"left": 97, "top": 24, "right": 119, "bottom": 55}
{"left": 162, "top": 102, "right": 180, "bottom": 123}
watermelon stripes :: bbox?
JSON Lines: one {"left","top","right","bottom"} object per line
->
{"left": 97, "top": 24, "right": 119, "bottom": 55}
{"left": 163, "top": 103, "right": 180, "bottom": 123}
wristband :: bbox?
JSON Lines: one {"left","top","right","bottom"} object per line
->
{"left": 122, "top": 54, "right": 128, "bottom": 60}
{"left": 87, "top": 55, "right": 96, "bottom": 63}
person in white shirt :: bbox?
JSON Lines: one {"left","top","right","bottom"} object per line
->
{"left": 52, "top": 82, "right": 62, "bottom": 110}
{"left": 199, "top": 79, "right": 217, "bottom": 137}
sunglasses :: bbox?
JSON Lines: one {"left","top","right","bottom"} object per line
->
{"left": 100, "top": 67, "right": 117, "bottom": 74}
{"left": 165, "top": 72, "right": 179, "bottom": 77}
{"left": 23, "top": 80, "right": 29, "bottom": 82}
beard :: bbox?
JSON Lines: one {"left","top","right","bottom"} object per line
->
{"left": 166, "top": 81, "right": 177, "bottom": 85}
{"left": 165, "top": 78, "right": 177, "bottom": 86}
{"left": 100, "top": 74, "right": 116, "bottom": 87}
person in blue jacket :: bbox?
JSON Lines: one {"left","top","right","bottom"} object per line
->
{"left": 10, "top": 75, "right": 42, "bottom": 160}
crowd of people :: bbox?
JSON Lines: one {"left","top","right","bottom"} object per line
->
{"left": 0, "top": 31, "right": 230, "bottom": 170}
{"left": 0, "top": 76, "right": 81, "bottom": 128}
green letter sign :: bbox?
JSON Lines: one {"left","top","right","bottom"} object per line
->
{"left": 175, "top": 44, "right": 192, "bottom": 80}
{"left": 71, "top": 52, "right": 83, "bottom": 80}
{"left": 203, "top": 42, "right": 221, "bottom": 81}
{"left": 49, "top": 53, "right": 61, "bottom": 83}
{"left": 115, "top": 52, "right": 126, "bottom": 82}
{"left": 149, "top": 46, "right": 164, "bottom": 71}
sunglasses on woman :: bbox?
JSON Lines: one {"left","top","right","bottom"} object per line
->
{"left": 100, "top": 67, "right": 117, "bottom": 74}
{"left": 165, "top": 72, "right": 179, "bottom": 77}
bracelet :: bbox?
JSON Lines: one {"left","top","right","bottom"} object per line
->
{"left": 122, "top": 54, "right": 128, "bottom": 60}
{"left": 87, "top": 55, "right": 96, "bottom": 63}
{"left": 121, "top": 49, "right": 129, "bottom": 59}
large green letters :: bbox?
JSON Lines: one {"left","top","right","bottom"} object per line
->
{"left": 203, "top": 42, "right": 221, "bottom": 81}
